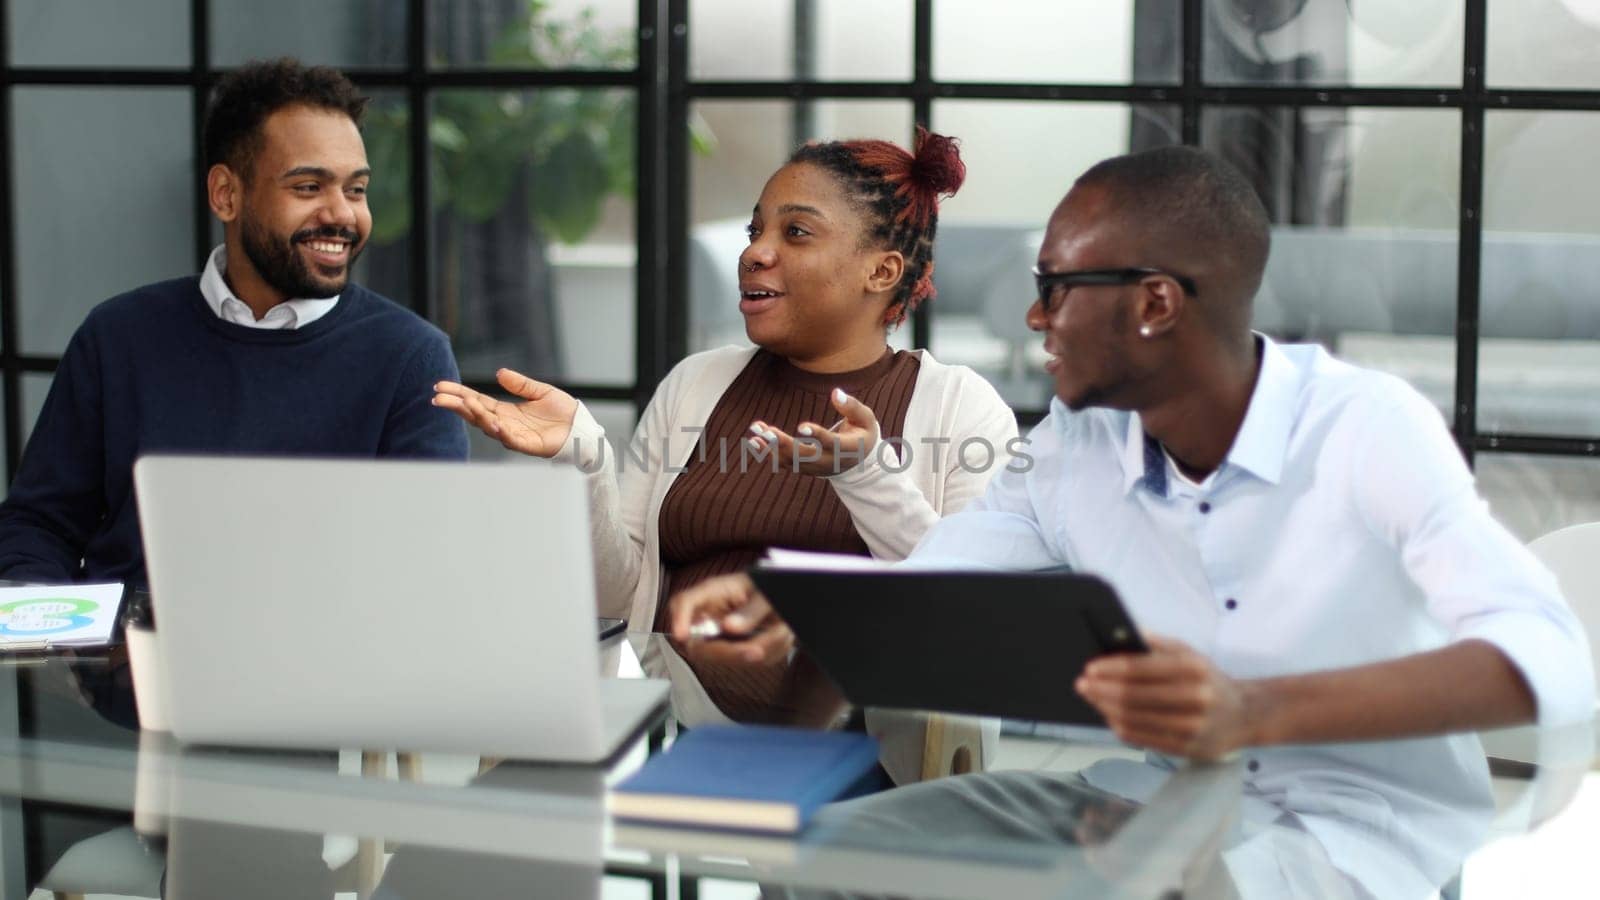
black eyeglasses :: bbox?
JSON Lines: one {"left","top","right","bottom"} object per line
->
{"left": 1032, "top": 266, "right": 1199, "bottom": 313}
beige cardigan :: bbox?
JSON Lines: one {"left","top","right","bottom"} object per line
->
{"left": 556, "top": 344, "right": 1018, "bottom": 782}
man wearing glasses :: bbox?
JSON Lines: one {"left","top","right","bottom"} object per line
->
{"left": 678, "top": 146, "right": 1593, "bottom": 897}
{"left": 1004, "top": 145, "right": 1590, "bottom": 753}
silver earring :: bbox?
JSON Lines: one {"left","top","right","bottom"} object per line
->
{"left": 1139, "top": 325, "right": 1153, "bottom": 337}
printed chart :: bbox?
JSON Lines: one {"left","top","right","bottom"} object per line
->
{"left": 0, "top": 583, "right": 123, "bottom": 647}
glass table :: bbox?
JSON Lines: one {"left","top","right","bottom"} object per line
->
{"left": 0, "top": 633, "right": 1593, "bottom": 899}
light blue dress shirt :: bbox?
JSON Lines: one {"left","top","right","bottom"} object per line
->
{"left": 911, "top": 336, "right": 1595, "bottom": 897}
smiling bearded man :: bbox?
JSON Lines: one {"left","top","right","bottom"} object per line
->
{"left": 0, "top": 57, "right": 468, "bottom": 589}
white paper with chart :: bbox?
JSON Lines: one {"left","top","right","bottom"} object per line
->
{"left": 0, "top": 582, "right": 124, "bottom": 648}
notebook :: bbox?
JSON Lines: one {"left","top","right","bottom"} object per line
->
{"left": 610, "top": 725, "right": 880, "bottom": 833}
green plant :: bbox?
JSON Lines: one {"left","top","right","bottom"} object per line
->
{"left": 364, "top": 1, "right": 635, "bottom": 248}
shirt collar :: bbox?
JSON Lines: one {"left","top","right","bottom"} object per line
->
{"left": 1118, "top": 334, "right": 1300, "bottom": 496}
{"left": 1120, "top": 413, "right": 1169, "bottom": 497}
{"left": 198, "top": 244, "right": 340, "bottom": 329}
{"left": 1223, "top": 335, "right": 1298, "bottom": 485}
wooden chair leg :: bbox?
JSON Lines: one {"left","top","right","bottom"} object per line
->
{"left": 920, "top": 714, "right": 982, "bottom": 780}
{"left": 388, "top": 750, "right": 417, "bottom": 853}
{"left": 478, "top": 755, "right": 503, "bottom": 775}
{"left": 356, "top": 748, "right": 391, "bottom": 895}
{"left": 52, "top": 893, "right": 86, "bottom": 900}
{"left": 355, "top": 833, "right": 384, "bottom": 900}
{"left": 396, "top": 752, "right": 422, "bottom": 782}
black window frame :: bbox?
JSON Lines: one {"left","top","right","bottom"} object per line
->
{"left": 670, "top": 0, "right": 1600, "bottom": 463}
{"left": 0, "top": 0, "right": 670, "bottom": 475}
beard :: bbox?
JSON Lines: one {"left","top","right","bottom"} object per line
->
{"left": 239, "top": 214, "right": 364, "bottom": 300}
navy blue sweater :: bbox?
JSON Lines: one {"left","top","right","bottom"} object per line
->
{"left": 0, "top": 277, "right": 469, "bottom": 586}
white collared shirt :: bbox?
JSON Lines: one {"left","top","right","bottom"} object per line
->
{"left": 198, "top": 244, "right": 339, "bottom": 329}
{"left": 912, "top": 336, "right": 1595, "bottom": 897}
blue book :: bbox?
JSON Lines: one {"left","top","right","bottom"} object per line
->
{"left": 610, "top": 725, "right": 880, "bottom": 833}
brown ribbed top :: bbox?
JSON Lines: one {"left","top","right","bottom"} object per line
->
{"left": 657, "top": 347, "right": 920, "bottom": 720}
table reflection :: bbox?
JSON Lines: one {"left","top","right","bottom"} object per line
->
{"left": 625, "top": 632, "right": 1597, "bottom": 900}
{"left": 755, "top": 718, "right": 1594, "bottom": 900}
{"left": 152, "top": 747, "right": 607, "bottom": 900}
{"left": 0, "top": 641, "right": 1592, "bottom": 900}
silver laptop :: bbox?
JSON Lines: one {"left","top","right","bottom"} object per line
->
{"left": 134, "top": 455, "right": 667, "bottom": 764}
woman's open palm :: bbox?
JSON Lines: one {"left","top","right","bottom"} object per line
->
{"left": 433, "top": 368, "right": 579, "bottom": 458}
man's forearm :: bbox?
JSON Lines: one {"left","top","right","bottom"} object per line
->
{"left": 1243, "top": 639, "right": 1538, "bottom": 747}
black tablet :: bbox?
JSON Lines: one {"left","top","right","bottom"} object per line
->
{"left": 748, "top": 569, "right": 1145, "bottom": 727}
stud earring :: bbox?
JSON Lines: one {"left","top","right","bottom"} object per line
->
{"left": 1139, "top": 325, "right": 1153, "bottom": 337}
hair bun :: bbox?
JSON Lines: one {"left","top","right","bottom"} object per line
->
{"left": 909, "top": 126, "right": 966, "bottom": 199}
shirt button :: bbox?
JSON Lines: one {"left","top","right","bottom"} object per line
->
{"left": 1225, "top": 598, "right": 1238, "bottom": 611}
{"left": 1198, "top": 502, "right": 1212, "bottom": 514}
{"left": 1247, "top": 759, "right": 1260, "bottom": 773}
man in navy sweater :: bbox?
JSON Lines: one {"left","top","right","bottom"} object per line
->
{"left": 0, "top": 59, "right": 469, "bottom": 588}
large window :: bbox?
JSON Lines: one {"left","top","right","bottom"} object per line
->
{"left": 1, "top": 0, "right": 654, "bottom": 469}
{"left": 3, "top": 1, "right": 1599, "bottom": 540}
{"left": 677, "top": 0, "right": 1600, "bottom": 541}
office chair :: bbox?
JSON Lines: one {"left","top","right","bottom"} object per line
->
{"left": 1525, "top": 522, "right": 1600, "bottom": 690}
{"left": 1452, "top": 522, "right": 1600, "bottom": 900}
{"left": 1481, "top": 521, "right": 1600, "bottom": 773}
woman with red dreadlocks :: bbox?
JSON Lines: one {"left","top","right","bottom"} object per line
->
{"left": 434, "top": 129, "right": 1016, "bottom": 784}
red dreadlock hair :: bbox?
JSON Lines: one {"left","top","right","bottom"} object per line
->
{"left": 788, "top": 126, "right": 966, "bottom": 326}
